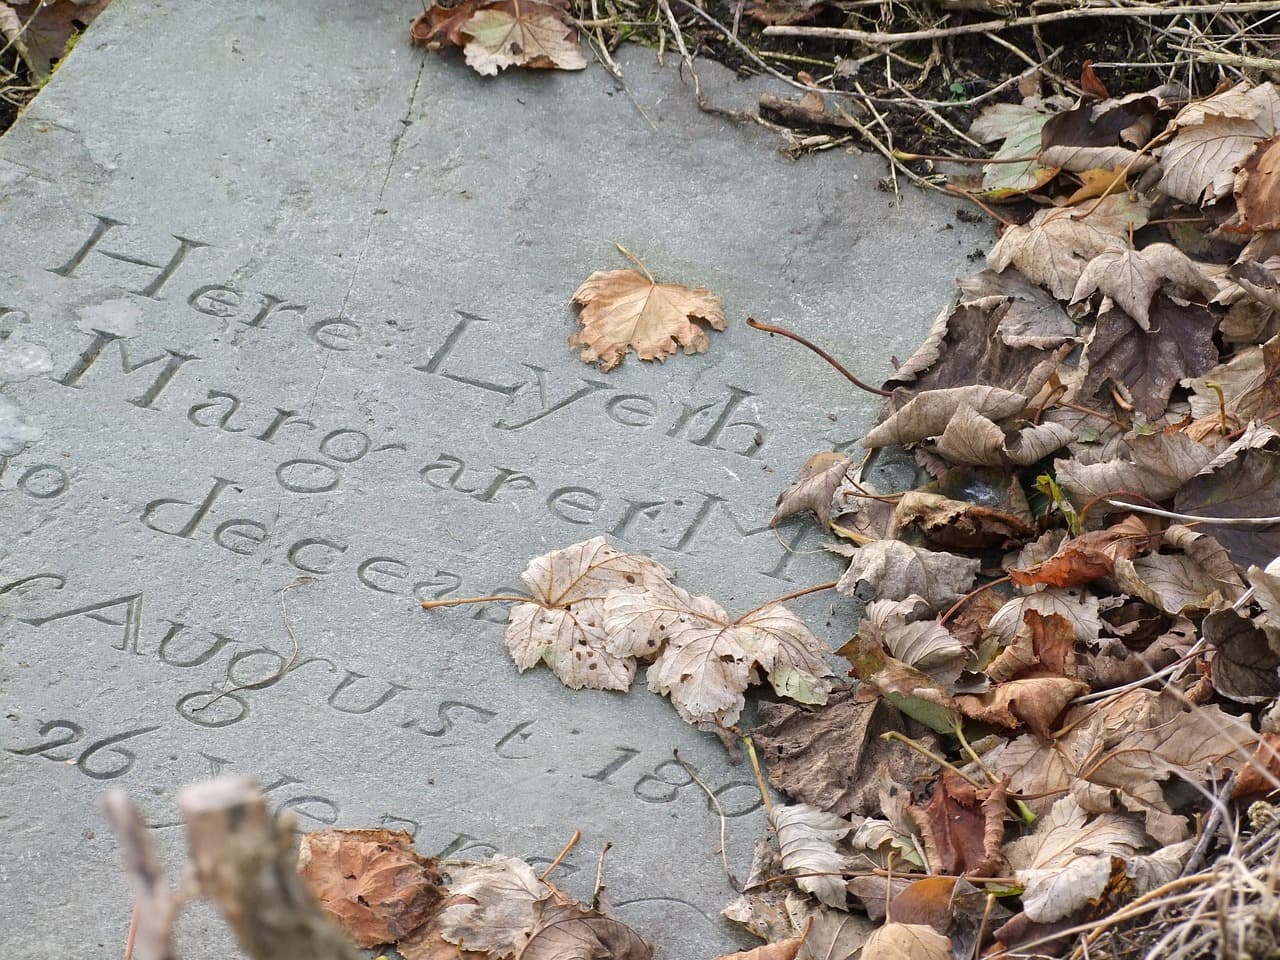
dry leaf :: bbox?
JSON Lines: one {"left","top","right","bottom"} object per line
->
{"left": 713, "top": 936, "right": 807, "bottom": 960}
{"left": 968, "top": 103, "right": 1060, "bottom": 198}
{"left": 570, "top": 268, "right": 726, "bottom": 370}
{"left": 859, "top": 922, "right": 951, "bottom": 960}
{"left": 837, "top": 540, "right": 981, "bottom": 612}
{"left": 854, "top": 596, "right": 967, "bottom": 685}
{"left": 988, "top": 194, "right": 1150, "bottom": 301}
{"left": 770, "top": 803, "right": 852, "bottom": 909}
{"left": 987, "top": 588, "right": 1103, "bottom": 647}
{"left": 1004, "top": 797, "right": 1145, "bottom": 923}
{"left": 955, "top": 675, "right": 1088, "bottom": 738}
{"left": 1158, "top": 82, "right": 1280, "bottom": 205}
{"left": 885, "top": 876, "right": 957, "bottom": 935}
{"left": 520, "top": 907, "right": 652, "bottom": 960}
{"left": 907, "top": 771, "right": 1007, "bottom": 877}
{"left": 1204, "top": 608, "right": 1280, "bottom": 704}
{"left": 297, "top": 829, "right": 445, "bottom": 947}
{"left": 1009, "top": 515, "right": 1151, "bottom": 588}
{"left": 1185, "top": 338, "right": 1280, "bottom": 427}
{"left": 863, "top": 385, "right": 1026, "bottom": 448}
{"left": 774, "top": 452, "right": 850, "bottom": 528}
{"left": 434, "top": 857, "right": 548, "bottom": 957}
{"left": 1236, "top": 135, "right": 1280, "bottom": 232}
{"left": 1055, "top": 431, "right": 1223, "bottom": 506}
{"left": 895, "top": 488, "right": 1036, "bottom": 550}
{"left": 987, "top": 610, "right": 1078, "bottom": 682}
{"left": 462, "top": 0, "right": 587, "bottom": 75}
{"left": 1071, "top": 244, "right": 1217, "bottom": 329}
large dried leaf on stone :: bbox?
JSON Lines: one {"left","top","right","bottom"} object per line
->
{"left": 569, "top": 269, "right": 725, "bottom": 370}
{"left": 774, "top": 452, "right": 850, "bottom": 528}
{"left": 1071, "top": 244, "right": 1217, "bottom": 329}
{"left": 461, "top": 0, "right": 587, "bottom": 75}
{"left": 1055, "top": 431, "right": 1223, "bottom": 506}
{"left": 987, "top": 588, "right": 1103, "bottom": 646}
{"left": 988, "top": 194, "right": 1150, "bottom": 301}
{"left": 859, "top": 923, "right": 951, "bottom": 960}
{"left": 1158, "top": 82, "right": 1280, "bottom": 205}
{"left": 753, "top": 693, "right": 939, "bottom": 819}
{"left": 521, "top": 537, "right": 674, "bottom": 607}
{"left": 907, "top": 772, "right": 1007, "bottom": 877}
{"left": 1185, "top": 338, "right": 1280, "bottom": 426}
{"left": 770, "top": 804, "right": 852, "bottom": 909}
{"left": 1205, "top": 607, "right": 1280, "bottom": 704}
{"left": 968, "top": 102, "right": 1060, "bottom": 198}
{"left": 1175, "top": 424, "right": 1280, "bottom": 568}
{"left": 1080, "top": 300, "right": 1219, "bottom": 418}
{"left": 863, "top": 386, "right": 1025, "bottom": 448}
{"left": 298, "top": 829, "right": 445, "bottom": 947}
{"left": 435, "top": 857, "right": 548, "bottom": 958}
{"left": 520, "top": 907, "right": 652, "bottom": 960}
{"left": 1004, "top": 797, "right": 1146, "bottom": 923}
{"left": 955, "top": 675, "right": 1088, "bottom": 738}
{"left": 1009, "top": 515, "right": 1151, "bottom": 588}
{"left": 644, "top": 614, "right": 752, "bottom": 725}
{"left": 837, "top": 540, "right": 980, "bottom": 611}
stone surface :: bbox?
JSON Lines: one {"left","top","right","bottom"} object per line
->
{"left": 0, "top": 2, "right": 987, "bottom": 957}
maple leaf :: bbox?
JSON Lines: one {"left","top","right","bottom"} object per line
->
{"left": 520, "top": 907, "right": 653, "bottom": 960}
{"left": 1008, "top": 515, "right": 1151, "bottom": 589}
{"left": 1054, "top": 431, "right": 1224, "bottom": 506}
{"left": 967, "top": 102, "right": 1060, "bottom": 198}
{"left": 570, "top": 264, "right": 726, "bottom": 371}
{"left": 895, "top": 489, "right": 1035, "bottom": 551}
{"left": 1004, "top": 797, "right": 1145, "bottom": 923}
{"left": 1204, "top": 607, "right": 1280, "bottom": 704}
{"left": 957, "top": 269, "right": 1080, "bottom": 350}
{"left": 605, "top": 582, "right": 832, "bottom": 724}
{"left": 1112, "top": 525, "right": 1246, "bottom": 615}
{"left": 955, "top": 675, "right": 1088, "bottom": 738}
{"left": 1071, "top": 244, "right": 1217, "bottom": 330}
{"left": 988, "top": 194, "right": 1150, "bottom": 301}
{"left": 752, "top": 693, "right": 940, "bottom": 819}
{"left": 837, "top": 540, "right": 980, "bottom": 612}
{"left": 505, "top": 537, "right": 675, "bottom": 691}
{"left": 770, "top": 803, "right": 852, "bottom": 909}
{"left": 461, "top": 0, "right": 587, "bottom": 75}
{"left": 863, "top": 385, "right": 1026, "bottom": 448}
{"left": 1185, "top": 337, "right": 1280, "bottom": 427}
{"left": 297, "top": 829, "right": 445, "bottom": 947}
{"left": 433, "top": 857, "right": 548, "bottom": 958}
{"left": 1080, "top": 299, "right": 1219, "bottom": 419}
{"left": 1158, "top": 82, "right": 1280, "bottom": 205}
{"left": 987, "top": 609, "right": 1078, "bottom": 682}
{"left": 410, "top": 0, "right": 483, "bottom": 50}
{"left": 987, "top": 588, "right": 1103, "bottom": 647}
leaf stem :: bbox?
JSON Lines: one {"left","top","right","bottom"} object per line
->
{"left": 614, "top": 242, "right": 654, "bottom": 283}
{"left": 746, "top": 317, "right": 892, "bottom": 397}
{"left": 421, "top": 594, "right": 529, "bottom": 610}
{"left": 539, "top": 830, "right": 581, "bottom": 881}
{"left": 739, "top": 580, "right": 839, "bottom": 622}
{"left": 744, "top": 736, "right": 774, "bottom": 815}
{"left": 880, "top": 731, "right": 986, "bottom": 789}
{"left": 938, "top": 576, "right": 1011, "bottom": 627}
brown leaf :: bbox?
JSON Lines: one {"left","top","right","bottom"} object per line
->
{"left": 886, "top": 877, "right": 956, "bottom": 935}
{"left": 1055, "top": 431, "right": 1224, "bottom": 506}
{"left": 713, "top": 936, "right": 807, "bottom": 960}
{"left": 837, "top": 540, "right": 981, "bottom": 612}
{"left": 3, "top": 0, "right": 111, "bottom": 78}
{"left": 859, "top": 923, "right": 951, "bottom": 960}
{"left": 863, "top": 385, "right": 1026, "bottom": 448}
{"left": 987, "top": 610, "right": 1078, "bottom": 682}
{"left": 434, "top": 857, "right": 549, "bottom": 958}
{"left": 1175, "top": 424, "right": 1280, "bottom": 568}
{"left": 1009, "top": 515, "right": 1151, "bottom": 588}
{"left": 1080, "top": 612, "right": 1195, "bottom": 688}
{"left": 854, "top": 596, "right": 968, "bottom": 684}
{"left": 1081, "top": 299, "right": 1219, "bottom": 418}
{"left": 841, "top": 640, "right": 963, "bottom": 734}
{"left": 752, "top": 692, "right": 939, "bottom": 819}
{"left": 988, "top": 194, "right": 1150, "bottom": 301}
{"left": 957, "top": 675, "right": 1088, "bottom": 738}
{"left": 977, "top": 733, "right": 1072, "bottom": 815}
{"left": 570, "top": 268, "right": 726, "bottom": 370}
{"left": 1232, "top": 732, "right": 1280, "bottom": 799}
{"left": 907, "top": 771, "right": 1007, "bottom": 877}
{"left": 1235, "top": 135, "right": 1280, "bottom": 232}
{"left": 297, "top": 829, "right": 445, "bottom": 948}
{"left": 1112, "top": 525, "right": 1246, "bottom": 614}
{"left": 520, "top": 906, "right": 652, "bottom": 960}
{"left": 1185, "top": 337, "right": 1280, "bottom": 428}
{"left": 1205, "top": 607, "right": 1280, "bottom": 703}
{"left": 411, "top": 1, "right": 483, "bottom": 50}
{"left": 462, "top": 0, "right": 587, "bottom": 75}
{"left": 1071, "top": 244, "right": 1217, "bottom": 330}
{"left": 987, "top": 588, "right": 1103, "bottom": 647}
{"left": 773, "top": 452, "right": 850, "bottom": 528}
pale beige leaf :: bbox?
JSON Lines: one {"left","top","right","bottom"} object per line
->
{"left": 1004, "top": 797, "right": 1146, "bottom": 922}
{"left": 1004, "top": 421, "right": 1076, "bottom": 466}
{"left": 860, "top": 922, "right": 951, "bottom": 960}
{"left": 1055, "top": 432, "right": 1223, "bottom": 506}
{"left": 1185, "top": 340, "right": 1280, "bottom": 423}
{"left": 838, "top": 540, "right": 981, "bottom": 611}
{"left": 1127, "top": 841, "right": 1194, "bottom": 895}
{"left": 934, "top": 403, "right": 1007, "bottom": 466}
{"left": 462, "top": 6, "right": 587, "bottom": 75}
{"left": 856, "top": 597, "right": 967, "bottom": 685}
{"left": 1158, "top": 82, "right": 1280, "bottom": 204}
{"left": 736, "top": 605, "right": 833, "bottom": 705}
{"left": 521, "top": 536, "right": 673, "bottom": 607}
{"left": 1039, "top": 144, "right": 1156, "bottom": 174}
{"left": 646, "top": 619, "right": 751, "bottom": 725}
{"left": 1071, "top": 244, "right": 1217, "bottom": 330}
{"left": 520, "top": 909, "right": 652, "bottom": 960}
{"left": 796, "top": 907, "right": 876, "bottom": 960}
{"left": 774, "top": 452, "right": 850, "bottom": 528}
{"left": 988, "top": 194, "right": 1151, "bottom": 300}
{"left": 569, "top": 269, "right": 726, "bottom": 371}
{"left": 602, "top": 582, "right": 728, "bottom": 659}
{"left": 863, "top": 386, "right": 1026, "bottom": 448}
{"left": 975, "top": 733, "right": 1071, "bottom": 815}
{"left": 770, "top": 803, "right": 852, "bottom": 909}
{"left": 505, "top": 600, "right": 636, "bottom": 691}
{"left": 436, "top": 857, "right": 547, "bottom": 958}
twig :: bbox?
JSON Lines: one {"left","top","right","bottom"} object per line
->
{"left": 422, "top": 593, "right": 529, "bottom": 609}
{"left": 1104, "top": 500, "right": 1280, "bottom": 526}
{"left": 746, "top": 317, "right": 891, "bottom": 396}
{"left": 738, "top": 580, "right": 839, "bottom": 621}
{"left": 763, "top": 3, "right": 1280, "bottom": 44}
{"left": 1181, "top": 773, "right": 1238, "bottom": 877}
{"left": 540, "top": 831, "right": 582, "bottom": 881}
{"left": 674, "top": 749, "right": 740, "bottom": 891}
{"left": 743, "top": 737, "right": 774, "bottom": 814}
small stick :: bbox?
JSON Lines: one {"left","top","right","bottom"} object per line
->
{"left": 738, "top": 580, "right": 839, "bottom": 622}
{"left": 540, "top": 830, "right": 582, "bottom": 881}
{"left": 592, "top": 842, "right": 613, "bottom": 905}
{"left": 614, "top": 242, "right": 653, "bottom": 283}
{"left": 123, "top": 902, "right": 139, "bottom": 960}
{"left": 674, "top": 749, "right": 740, "bottom": 891}
{"left": 938, "top": 576, "right": 1011, "bottom": 627}
{"left": 422, "top": 593, "right": 529, "bottom": 610}
{"left": 746, "top": 318, "right": 891, "bottom": 396}
{"left": 1104, "top": 501, "right": 1280, "bottom": 527}
{"left": 743, "top": 737, "right": 774, "bottom": 815}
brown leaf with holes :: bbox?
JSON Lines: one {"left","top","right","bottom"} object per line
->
{"left": 570, "top": 268, "right": 726, "bottom": 370}
{"left": 908, "top": 771, "right": 1007, "bottom": 877}
{"left": 462, "top": 0, "right": 586, "bottom": 75}
{"left": 297, "top": 829, "right": 445, "bottom": 948}
{"left": 1009, "top": 515, "right": 1152, "bottom": 588}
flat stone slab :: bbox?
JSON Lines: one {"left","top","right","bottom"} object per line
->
{"left": 0, "top": 2, "right": 986, "bottom": 956}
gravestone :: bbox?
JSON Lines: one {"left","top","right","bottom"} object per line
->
{"left": 0, "top": 1, "right": 987, "bottom": 956}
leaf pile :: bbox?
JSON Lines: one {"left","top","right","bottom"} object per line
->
{"left": 298, "top": 829, "right": 655, "bottom": 960}
{"left": 410, "top": 0, "right": 586, "bottom": 76}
